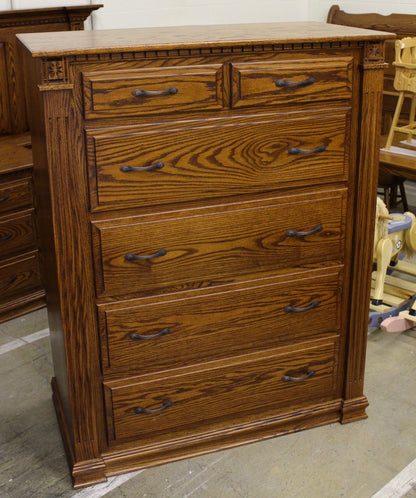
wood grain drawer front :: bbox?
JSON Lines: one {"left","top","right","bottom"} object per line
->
{"left": 93, "top": 189, "right": 346, "bottom": 297}
{"left": 0, "top": 178, "right": 32, "bottom": 215}
{"left": 0, "top": 209, "right": 36, "bottom": 259}
{"left": 231, "top": 58, "right": 353, "bottom": 108}
{"left": 83, "top": 65, "right": 225, "bottom": 119}
{"left": 87, "top": 110, "right": 349, "bottom": 212}
{"left": 100, "top": 267, "right": 343, "bottom": 375}
{"left": 0, "top": 251, "right": 41, "bottom": 302}
{"left": 104, "top": 340, "right": 339, "bottom": 443}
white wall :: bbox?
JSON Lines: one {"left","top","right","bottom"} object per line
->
{"left": 90, "top": 0, "right": 310, "bottom": 29}
{"left": 2, "top": 0, "right": 416, "bottom": 29}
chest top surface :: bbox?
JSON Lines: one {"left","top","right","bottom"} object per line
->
{"left": 17, "top": 21, "right": 394, "bottom": 58}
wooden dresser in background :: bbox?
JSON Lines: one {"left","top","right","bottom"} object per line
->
{"left": 0, "top": 5, "right": 102, "bottom": 323}
{"left": 18, "top": 22, "right": 393, "bottom": 488}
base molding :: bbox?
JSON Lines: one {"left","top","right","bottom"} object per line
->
{"left": 52, "top": 376, "right": 368, "bottom": 489}
{"left": 67, "top": 399, "right": 344, "bottom": 487}
{"left": 51, "top": 377, "right": 107, "bottom": 489}
{"left": 340, "top": 396, "right": 369, "bottom": 424}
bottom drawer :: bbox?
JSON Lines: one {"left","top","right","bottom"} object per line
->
{"left": 104, "top": 339, "right": 339, "bottom": 444}
{"left": 0, "top": 251, "right": 42, "bottom": 302}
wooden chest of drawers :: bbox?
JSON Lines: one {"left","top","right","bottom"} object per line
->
{"left": 0, "top": 5, "right": 101, "bottom": 323}
{"left": 18, "top": 22, "right": 393, "bottom": 488}
{"left": 0, "top": 135, "right": 43, "bottom": 321}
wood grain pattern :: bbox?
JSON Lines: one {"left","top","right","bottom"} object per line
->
{"left": 0, "top": 177, "right": 32, "bottom": 215}
{"left": 83, "top": 64, "right": 226, "bottom": 119}
{"left": 88, "top": 110, "right": 349, "bottom": 211}
{"left": 0, "top": 250, "right": 41, "bottom": 301}
{"left": 231, "top": 58, "right": 353, "bottom": 108}
{"left": 0, "top": 208, "right": 36, "bottom": 258}
{"left": 105, "top": 340, "right": 339, "bottom": 443}
{"left": 94, "top": 189, "right": 346, "bottom": 297}
{"left": 38, "top": 85, "right": 104, "bottom": 464}
{"left": 100, "top": 266, "right": 343, "bottom": 375}
{"left": 0, "top": 133, "right": 32, "bottom": 174}
{"left": 0, "top": 43, "right": 11, "bottom": 135}
{"left": 17, "top": 22, "right": 393, "bottom": 58}
{"left": 342, "top": 50, "right": 385, "bottom": 420}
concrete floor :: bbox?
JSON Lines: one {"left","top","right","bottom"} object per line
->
{"left": 0, "top": 307, "right": 416, "bottom": 498}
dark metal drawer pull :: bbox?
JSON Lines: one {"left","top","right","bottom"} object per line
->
{"left": 134, "top": 400, "right": 173, "bottom": 415}
{"left": 120, "top": 161, "right": 164, "bottom": 173}
{"left": 282, "top": 370, "right": 316, "bottom": 382}
{"left": 288, "top": 145, "right": 327, "bottom": 155}
{"left": 0, "top": 274, "right": 17, "bottom": 285}
{"left": 125, "top": 248, "right": 167, "bottom": 262}
{"left": 132, "top": 87, "right": 178, "bottom": 97}
{"left": 0, "top": 232, "right": 13, "bottom": 241}
{"left": 284, "top": 300, "right": 320, "bottom": 314}
{"left": 0, "top": 195, "right": 9, "bottom": 202}
{"left": 275, "top": 76, "right": 315, "bottom": 88}
{"left": 286, "top": 225, "right": 323, "bottom": 238}
{"left": 129, "top": 327, "right": 170, "bottom": 341}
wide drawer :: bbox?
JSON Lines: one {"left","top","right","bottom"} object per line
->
{"left": 104, "top": 340, "right": 339, "bottom": 443}
{"left": 93, "top": 188, "right": 347, "bottom": 297}
{"left": 0, "top": 251, "right": 42, "bottom": 302}
{"left": 231, "top": 57, "right": 353, "bottom": 108}
{"left": 82, "top": 64, "right": 225, "bottom": 119}
{"left": 0, "top": 177, "right": 32, "bottom": 215}
{"left": 87, "top": 110, "right": 349, "bottom": 212}
{"left": 99, "top": 266, "right": 343, "bottom": 375}
{"left": 0, "top": 209, "right": 37, "bottom": 259}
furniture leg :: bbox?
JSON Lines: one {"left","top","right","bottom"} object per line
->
{"left": 385, "top": 92, "right": 405, "bottom": 150}
{"left": 407, "top": 93, "right": 416, "bottom": 144}
{"left": 372, "top": 238, "right": 394, "bottom": 305}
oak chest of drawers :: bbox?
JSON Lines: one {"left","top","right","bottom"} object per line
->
{"left": 0, "top": 5, "right": 101, "bottom": 323}
{"left": 18, "top": 22, "right": 393, "bottom": 488}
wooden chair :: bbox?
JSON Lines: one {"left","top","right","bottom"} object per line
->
{"left": 385, "top": 37, "right": 416, "bottom": 150}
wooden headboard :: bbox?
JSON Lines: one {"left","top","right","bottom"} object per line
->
{"left": 327, "top": 5, "right": 416, "bottom": 133}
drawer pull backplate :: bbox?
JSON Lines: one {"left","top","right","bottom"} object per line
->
{"left": 125, "top": 248, "right": 167, "bottom": 262}
{"left": 284, "top": 300, "right": 320, "bottom": 314}
{"left": 134, "top": 400, "right": 173, "bottom": 415}
{"left": 282, "top": 370, "right": 316, "bottom": 382}
{"left": 288, "top": 145, "right": 327, "bottom": 155}
{"left": 132, "top": 87, "right": 178, "bottom": 98}
{"left": 275, "top": 76, "right": 315, "bottom": 88}
{"left": 129, "top": 327, "right": 170, "bottom": 341}
{"left": 120, "top": 161, "right": 165, "bottom": 173}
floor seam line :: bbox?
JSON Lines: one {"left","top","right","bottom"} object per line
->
{"left": 0, "top": 328, "right": 50, "bottom": 355}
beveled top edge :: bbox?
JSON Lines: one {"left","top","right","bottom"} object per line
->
{"left": 0, "top": 4, "right": 102, "bottom": 19}
{"left": 17, "top": 21, "right": 395, "bottom": 58}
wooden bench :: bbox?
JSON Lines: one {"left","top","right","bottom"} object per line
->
{"left": 328, "top": 5, "right": 416, "bottom": 210}
{"left": 328, "top": 5, "right": 416, "bottom": 134}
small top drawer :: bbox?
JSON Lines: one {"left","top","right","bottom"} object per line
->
{"left": 82, "top": 64, "right": 226, "bottom": 119}
{"left": 0, "top": 177, "right": 33, "bottom": 215}
{"left": 231, "top": 57, "right": 353, "bottom": 108}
